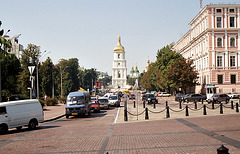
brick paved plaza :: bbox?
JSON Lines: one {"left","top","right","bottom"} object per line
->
{"left": 0, "top": 96, "right": 239, "bottom": 153}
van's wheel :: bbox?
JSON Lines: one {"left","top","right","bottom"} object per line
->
{"left": 88, "top": 110, "right": 91, "bottom": 116}
{"left": 28, "top": 120, "right": 37, "bottom": 130}
{"left": 0, "top": 125, "right": 8, "bottom": 134}
{"left": 16, "top": 126, "right": 22, "bottom": 131}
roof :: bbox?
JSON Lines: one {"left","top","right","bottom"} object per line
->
{"left": 0, "top": 99, "right": 39, "bottom": 107}
{"left": 114, "top": 36, "right": 125, "bottom": 52}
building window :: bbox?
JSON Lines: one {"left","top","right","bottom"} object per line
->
{"left": 230, "top": 56, "right": 236, "bottom": 67}
{"left": 217, "top": 56, "right": 223, "bottom": 67}
{"left": 216, "top": 9, "right": 222, "bottom": 13}
{"left": 217, "top": 38, "right": 222, "bottom": 47}
{"left": 118, "top": 54, "right": 120, "bottom": 59}
{"left": 230, "top": 17, "right": 235, "bottom": 27}
{"left": 218, "top": 75, "right": 223, "bottom": 84}
{"left": 229, "top": 9, "right": 235, "bottom": 13}
{"left": 230, "top": 37, "right": 235, "bottom": 47}
{"left": 118, "top": 71, "right": 121, "bottom": 78}
{"left": 217, "top": 17, "right": 222, "bottom": 28}
{"left": 231, "top": 75, "right": 236, "bottom": 84}
{"left": 118, "top": 63, "right": 120, "bottom": 66}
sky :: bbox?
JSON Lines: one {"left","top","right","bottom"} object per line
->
{"left": 1, "top": 0, "right": 239, "bottom": 75}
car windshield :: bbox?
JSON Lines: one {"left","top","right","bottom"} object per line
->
{"left": 67, "top": 96, "right": 84, "bottom": 104}
{"left": 109, "top": 96, "right": 117, "bottom": 100}
{"left": 98, "top": 99, "right": 108, "bottom": 103}
{"left": 91, "top": 97, "right": 97, "bottom": 100}
{"left": 147, "top": 94, "right": 155, "bottom": 98}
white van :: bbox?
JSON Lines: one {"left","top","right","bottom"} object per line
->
{"left": 0, "top": 99, "right": 44, "bottom": 134}
{"left": 65, "top": 91, "right": 91, "bottom": 118}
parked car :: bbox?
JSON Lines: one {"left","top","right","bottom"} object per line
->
{"left": 91, "top": 97, "right": 98, "bottom": 103}
{"left": 129, "top": 94, "right": 135, "bottom": 99}
{"left": 0, "top": 99, "right": 44, "bottom": 134}
{"left": 183, "top": 94, "right": 206, "bottom": 102}
{"left": 98, "top": 97, "right": 110, "bottom": 109}
{"left": 175, "top": 93, "right": 185, "bottom": 101}
{"left": 108, "top": 95, "right": 120, "bottom": 107}
{"left": 158, "top": 92, "right": 171, "bottom": 97}
{"left": 90, "top": 101, "right": 100, "bottom": 113}
{"left": 208, "top": 94, "right": 230, "bottom": 103}
{"left": 142, "top": 93, "right": 158, "bottom": 104}
{"left": 227, "top": 92, "right": 240, "bottom": 99}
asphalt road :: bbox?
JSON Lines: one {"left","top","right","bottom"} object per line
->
{"left": 0, "top": 96, "right": 240, "bottom": 154}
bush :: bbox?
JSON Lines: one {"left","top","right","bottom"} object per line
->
{"left": 59, "top": 97, "right": 66, "bottom": 104}
{"left": 45, "top": 97, "right": 58, "bottom": 106}
{"left": 38, "top": 99, "right": 45, "bottom": 108}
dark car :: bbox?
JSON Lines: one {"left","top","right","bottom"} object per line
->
{"left": 183, "top": 94, "right": 206, "bottom": 102}
{"left": 175, "top": 93, "right": 185, "bottom": 101}
{"left": 142, "top": 93, "right": 158, "bottom": 104}
{"left": 129, "top": 94, "right": 135, "bottom": 99}
{"left": 208, "top": 94, "right": 230, "bottom": 103}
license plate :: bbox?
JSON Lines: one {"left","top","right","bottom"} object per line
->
{"left": 72, "top": 113, "right": 78, "bottom": 115}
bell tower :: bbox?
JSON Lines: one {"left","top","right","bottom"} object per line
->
{"left": 112, "top": 36, "right": 127, "bottom": 89}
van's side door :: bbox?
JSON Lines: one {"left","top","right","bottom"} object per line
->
{"left": 0, "top": 107, "right": 9, "bottom": 126}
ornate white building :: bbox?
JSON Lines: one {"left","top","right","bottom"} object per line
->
{"left": 112, "top": 36, "right": 127, "bottom": 89}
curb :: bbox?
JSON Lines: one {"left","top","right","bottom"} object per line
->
{"left": 43, "top": 114, "right": 65, "bottom": 123}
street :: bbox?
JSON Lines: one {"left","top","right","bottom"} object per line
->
{"left": 0, "top": 96, "right": 240, "bottom": 153}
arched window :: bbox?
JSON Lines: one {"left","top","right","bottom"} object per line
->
{"left": 230, "top": 37, "right": 235, "bottom": 47}
{"left": 118, "top": 71, "right": 121, "bottom": 78}
{"left": 118, "top": 54, "right": 120, "bottom": 59}
{"left": 217, "top": 38, "right": 222, "bottom": 47}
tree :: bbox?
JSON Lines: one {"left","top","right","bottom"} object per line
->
{"left": 155, "top": 45, "right": 183, "bottom": 92}
{"left": 39, "top": 57, "right": 54, "bottom": 97}
{"left": 17, "top": 44, "right": 40, "bottom": 96}
{"left": 166, "top": 58, "right": 198, "bottom": 93}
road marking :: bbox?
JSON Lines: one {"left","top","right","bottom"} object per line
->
{"left": 114, "top": 107, "right": 120, "bottom": 123}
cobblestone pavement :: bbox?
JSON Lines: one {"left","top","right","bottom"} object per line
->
{"left": 0, "top": 96, "right": 239, "bottom": 153}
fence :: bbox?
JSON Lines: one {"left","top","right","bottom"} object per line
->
{"left": 124, "top": 100, "right": 239, "bottom": 121}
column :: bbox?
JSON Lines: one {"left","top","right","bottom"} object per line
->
{"left": 224, "top": 8, "right": 227, "bottom": 28}
{"left": 212, "top": 8, "right": 214, "bottom": 28}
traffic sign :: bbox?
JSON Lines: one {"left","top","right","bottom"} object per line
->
{"left": 28, "top": 66, "right": 35, "bottom": 75}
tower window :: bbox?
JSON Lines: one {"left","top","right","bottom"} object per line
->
{"left": 118, "top": 54, "right": 120, "bottom": 59}
{"left": 118, "top": 71, "right": 121, "bottom": 78}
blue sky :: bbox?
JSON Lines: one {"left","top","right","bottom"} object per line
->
{"left": 1, "top": 0, "right": 239, "bottom": 75}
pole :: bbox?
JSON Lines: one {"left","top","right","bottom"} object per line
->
{"left": 52, "top": 64, "right": 54, "bottom": 98}
{"left": 36, "top": 63, "right": 39, "bottom": 99}
{"left": 60, "top": 66, "right": 63, "bottom": 98}
{"left": 0, "top": 51, "right": 1, "bottom": 102}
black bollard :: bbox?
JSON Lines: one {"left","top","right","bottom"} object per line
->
{"left": 124, "top": 109, "right": 128, "bottom": 121}
{"left": 231, "top": 101, "right": 234, "bottom": 109}
{"left": 134, "top": 101, "right": 136, "bottom": 108}
{"left": 203, "top": 104, "right": 207, "bottom": 115}
{"left": 220, "top": 103, "right": 223, "bottom": 114}
{"left": 201, "top": 99, "right": 204, "bottom": 104}
{"left": 217, "top": 145, "right": 229, "bottom": 154}
{"left": 179, "top": 100, "right": 182, "bottom": 109}
{"left": 143, "top": 100, "right": 145, "bottom": 108}
{"left": 236, "top": 103, "right": 239, "bottom": 113}
{"left": 166, "top": 101, "right": 168, "bottom": 107}
{"left": 212, "top": 100, "right": 215, "bottom": 109}
{"left": 153, "top": 101, "right": 156, "bottom": 109}
{"left": 194, "top": 101, "right": 197, "bottom": 109}
{"left": 145, "top": 107, "right": 149, "bottom": 120}
{"left": 186, "top": 105, "right": 189, "bottom": 116}
{"left": 166, "top": 106, "right": 170, "bottom": 118}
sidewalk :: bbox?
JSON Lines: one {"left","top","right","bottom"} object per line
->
{"left": 43, "top": 103, "right": 66, "bottom": 122}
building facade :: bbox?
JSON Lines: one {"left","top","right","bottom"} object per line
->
{"left": 173, "top": 4, "right": 240, "bottom": 94}
{"left": 3, "top": 34, "right": 23, "bottom": 59}
{"left": 112, "top": 36, "right": 127, "bottom": 89}
{"left": 130, "top": 65, "right": 140, "bottom": 78}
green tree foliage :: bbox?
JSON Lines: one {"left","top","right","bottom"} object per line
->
{"left": 1, "top": 52, "right": 21, "bottom": 97}
{"left": 0, "top": 21, "right": 11, "bottom": 49}
{"left": 82, "top": 68, "right": 97, "bottom": 91}
{"left": 155, "top": 45, "right": 183, "bottom": 91}
{"left": 39, "top": 57, "right": 54, "bottom": 97}
{"left": 17, "top": 44, "right": 40, "bottom": 96}
{"left": 166, "top": 58, "right": 198, "bottom": 93}
{"left": 140, "top": 63, "right": 156, "bottom": 91}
